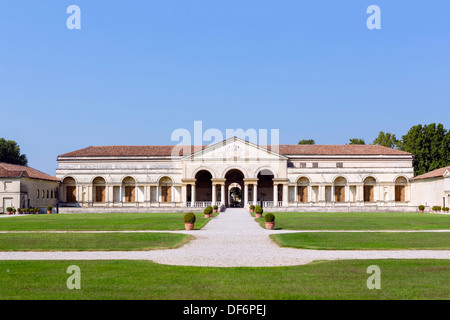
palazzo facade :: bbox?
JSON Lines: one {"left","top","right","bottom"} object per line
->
{"left": 56, "top": 137, "right": 415, "bottom": 212}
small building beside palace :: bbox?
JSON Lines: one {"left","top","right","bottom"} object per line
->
{"left": 55, "top": 137, "right": 415, "bottom": 212}
{"left": 410, "top": 166, "right": 450, "bottom": 210}
{"left": 0, "top": 162, "right": 59, "bottom": 213}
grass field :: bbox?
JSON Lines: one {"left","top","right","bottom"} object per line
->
{"left": 0, "top": 233, "right": 192, "bottom": 251}
{"left": 271, "top": 232, "right": 450, "bottom": 250}
{"left": 1, "top": 259, "right": 449, "bottom": 299}
{"left": 0, "top": 212, "right": 214, "bottom": 231}
{"left": 254, "top": 212, "right": 450, "bottom": 230}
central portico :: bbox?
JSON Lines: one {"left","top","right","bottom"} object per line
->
{"left": 181, "top": 137, "right": 289, "bottom": 208}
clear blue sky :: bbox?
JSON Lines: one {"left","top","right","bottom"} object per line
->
{"left": 1, "top": 1, "right": 449, "bottom": 175}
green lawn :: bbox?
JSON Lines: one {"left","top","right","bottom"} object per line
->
{"left": 271, "top": 232, "right": 450, "bottom": 250}
{"left": 254, "top": 212, "right": 450, "bottom": 230}
{"left": 1, "top": 259, "right": 449, "bottom": 299}
{"left": 0, "top": 212, "right": 214, "bottom": 231}
{"left": 0, "top": 233, "right": 192, "bottom": 251}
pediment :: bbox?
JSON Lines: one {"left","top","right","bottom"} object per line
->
{"left": 444, "top": 169, "right": 450, "bottom": 178}
{"left": 182, "top": 137, "right": 287, "bottom": 162}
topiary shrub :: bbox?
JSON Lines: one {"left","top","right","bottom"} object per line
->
{"left": 432, "top": 206, "right": 442, "bottom": 212}
{"left": 250, "top": 205, "right": 255, "bottom": 210}
{"left": 265, "top": 213, "right": 275, "bottom": 222}
{"left": 6, "top": 207, "right": 12, "bottom": 213}
{"left": 418, "top": 205, "right": 425, "bottom": 211}
{"left": 255, "top": 205, "right": 263, "bottom": 214}
{"left": 184, "top": 212, "right": 196, "bottom": 223}
{"left": 204, "top": 206, "right": 213, "bottom": 215}
{"left": 213, "top": 205, "right": 218, "bottom": 210}
{"left": 46, "top": 205, "right": 53, "bottom": 211}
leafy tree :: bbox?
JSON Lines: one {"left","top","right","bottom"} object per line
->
{"left": 0, "top": 138, "right": 28, "bottom": 166}
{"left": 298, "top": 139, "right": 315, "bottom": 145}
{"left": 373, "top": 131, "right": 401, "bottom": 149}
{"left": 348, "top": 138, "right": 365, "bottom": 145}
{"left": 401, "top": 123, "right": 450, "bottom": 176}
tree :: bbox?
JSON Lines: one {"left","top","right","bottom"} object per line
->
{"left": 401, "top": 123, "right": 450, "bottom": 176}
{"left": 298, "top": 139, "right": 315, "bottom": 145}
{"left": 0, "top": 138, "right": 28, "bottom": 166}
{"left": 372, "top": 131, "right": 401, "bottom": 149}
{"left": 348, "top": 138, "right": 366, "bottom": 145}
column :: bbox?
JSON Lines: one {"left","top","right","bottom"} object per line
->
{"left": 253, "top": 184, "right": 257, "bottom": 204}
{"left": 191, "top": 184, "right": 196, "bottom": 204}
{"left": 244, "top": 184, "right": 248, "bottom": 205}
{"left": 156, "top": 185, "right": 160, "bottom": 203}
{"left": 294, "top": 184, "right": 298, "bottom": 203}
{"left": 345, "top": 185, "right": 350, "bottom": 202}
{"left": 181, "top": 184, "right": 187, "bottom": 207}
{"left": 308, "top": 185, "right": 312, "bottom": 202}
{"left": 282, "top": 184, "right": 288, "bottom": 207}
{"left": 319, "top": 185, "right": 325, "bottom": 204}
{"left": 212, "top": 184, "right": 216, "bottom": 205}
{"left": 273, "top": 184, "right": 278, "bottom": 206}
{"left": 221, "top": 184, "right": 225, "bottom": 206}
{"left": 331, "top": 185, "right": 335, "bottom": 203}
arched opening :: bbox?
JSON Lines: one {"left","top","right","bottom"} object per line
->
{"left": 257, "top": 169, "right": 274, "bottom": 204}
{"left": 225, "top": 169, "right": 245, "bottom": 207}
{"left": 62, "top": 177, "right": 76, "bottom": 203}
{"left": 334, "top": 177, "right": 347, "bottom": 203}
{"left": 93, "top": 177, "right": 106, "bottom": 203}
{"left": 122, "top": 176, "right": 136, "bottom": 203}
{"left": 297, "top": 177, "right": 310, "bottom": 203}
{"left": 228, "top": 185, "right": 242, "bottom": 207}
{"left": 364, "top": 176, "right": 376, "bottom": 202}
{"left": 395, "top": 177, "right": 407, "bottom": 202}
{"left": 195, "top": 170, "right": 212, "bottom": 202}
{"left": 159, "top": 176, "right": 173, "bottom": 203}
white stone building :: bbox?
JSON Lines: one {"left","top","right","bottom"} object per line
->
{"left": 56, "top": 137, "right": 415, "bottom": 212}
{"left": 410, "top": 166, "right": 450, "bottom": 210}
{"left": 0, "top": 162, "right": 59, "bottom": 213}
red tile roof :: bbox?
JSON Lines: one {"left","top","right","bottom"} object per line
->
{"left": 0, "top": 162, "right": 59, "bottom": 182}
{"left": 411, "top": 166, "right": 450, "bottom": 181}
{"left": 58, "top": 144, "right": 411, "bottom": 158}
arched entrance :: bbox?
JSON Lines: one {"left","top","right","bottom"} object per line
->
{"left": 225, "top": 169, "right": 245, "bottom": 207}
{"left": 195, "top": 170, "right": 213, "bottom": 202}
{"left": 257, "top": 169, "right": 274, "bottom": 205}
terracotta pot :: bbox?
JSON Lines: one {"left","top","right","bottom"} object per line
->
{"left": 7, "top": 211, "right": 11, "bottom": 215}
{"left": 250, "top": 209, "right": 254, "bottom": 213}
{"left": 213, "top": 209, "right": 218, "bottom": 213}
{"left": 255, "top": 213, "right": 262, "bottom": 218}
{"left": 204, "top": 214, "right": 211, "bottom": 218}
{"left": 185, "top": 222, "right": 195, "bottom": 230}
{"left": 265, "top": 222, "right": 275, "bottom": 230}
{"left": 419, "top": 210, "right": 424, "bottom": 213}
{"left": 47, "top": 210, "right": 52, "bottom": 214}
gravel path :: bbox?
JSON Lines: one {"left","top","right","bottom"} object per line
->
{"left": 0, "top": 208, "right": 450, "bottom": 267}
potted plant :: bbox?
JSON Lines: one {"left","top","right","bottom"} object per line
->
{"left": 432, "top": 206, "right": 441, "bottom": 213}
{"left": 30, "top": 208, "right": 35, "bottom": 214}
{"left": 418, "top": 205, "right": 425, "bottom": 213}
{"left": 255, "top": 205, "right": 263, "bottom": 218}
{"left": 265, "top": 213, "right": 276, "bottom": 230}
{"left": 46, "top": 206, "right": 52, "bottom": 214}
{"left": 203, "top": 206, "right": 212, "bottom": 218}
{"left": 17, "top": 208, "right": 21, "bottom": 215}
{"left": 184, "top": 212, "right": 196, "bottom": 230}
{"left": 12, "top": 208, "right": 16, "bottom": 214}
{"left": 21, "top": 208, "right": 26, "bottom": 214}
{"left": 213, "top": 205, "right": 218, "bottom": 213}
{"left": 249, "top": 205, "right": 255, "bottom": 213}
{"left": 444, "top": 207, "right": 449, "bottom": 213}
{"left": 6, "top": 207, "right": 12, "bottom": 215}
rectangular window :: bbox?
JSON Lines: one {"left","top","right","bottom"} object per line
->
{"left": 312, "top": 162, "right": 318, "bottom": 168}
{"left": 336, "top": 163, "right": 343, "bottom": 168}
{"left": 299, "top": 163, "right": 306, "bottom": 168}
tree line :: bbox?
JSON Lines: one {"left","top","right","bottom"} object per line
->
{"left": 298, "top": 123, "right": 450, "bottom": 176}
